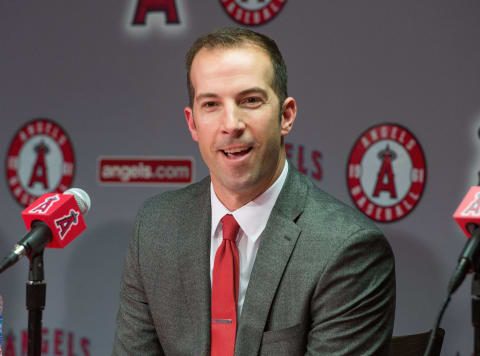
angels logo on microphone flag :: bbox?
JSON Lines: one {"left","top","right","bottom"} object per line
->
{"left": 6, "top": 119, "right": 76, "bottom": 208}
{"left": 347, "top": 123, "right": 427, "bottom": 223}
{"left": 453, "top": 187, "right": 480, "bottom": 237}
{"left": 461, "top": 192, "right": 480, "bottom": 217}
{"left": 29, "top": 195, "right": 60, "bottom": 214}
{"left": 55, "top": 210, "right": 80, "bottom": 240}
{"left": 22, "top": 193, "right": 86, "bottom": 248}
{"left": 219, "top": 0, "right": 287, "bottom": 26}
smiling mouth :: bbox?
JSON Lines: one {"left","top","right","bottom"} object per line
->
{"left": 221, "top": 147, "right": 253, "bottom": 158}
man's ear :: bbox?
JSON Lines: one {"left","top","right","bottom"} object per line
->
{"left": 280, "top": 97, "right": 297, "bottom": 137}
{"left": 184, "top": 106, "right": 198, "bottom": 142}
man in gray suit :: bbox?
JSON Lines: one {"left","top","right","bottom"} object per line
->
{"left": 113, "top": 27, "right": 395, "bottom": 356}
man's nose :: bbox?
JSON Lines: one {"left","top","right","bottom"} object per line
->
{"left": 221, "top": 105, "right": 245, "bottom": 136}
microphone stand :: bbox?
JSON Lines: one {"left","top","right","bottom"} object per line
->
{"left": 472, "top": 180, "right": 480, "bottom": 356}
{"left": 26, "top": 249, "right": 46, "bottom": 356}
{"left": 425, "top": 225, "right": 480, "bottom": 355}
{"left": 465, "top": 222, "right": 480, "bottom": 356}
{"left": 473, "top": 269, "right": 480, "bottom": 355}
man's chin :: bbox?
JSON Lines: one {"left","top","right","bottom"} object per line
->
{"left": 224, "top": 180, "right": 255, "bottom": 194}
{"left": 222, "top": 175, "right": 274, "bottom": 198}
{"left": 214, "top": 174, "right": 257, "bottom": 193}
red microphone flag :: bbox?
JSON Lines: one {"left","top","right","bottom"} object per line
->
{"left": 21, "top": 193, "right": 86, "bottom": 248}
{"left": 453, "top": 186, "right": 480, "bottom": 238}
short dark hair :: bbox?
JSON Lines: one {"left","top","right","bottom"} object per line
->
{"left": 185, "top": 27, "right": 288, "bottom": 108}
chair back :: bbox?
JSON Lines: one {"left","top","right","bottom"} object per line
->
{"left": 389, "top": 328, "right": 445, "bottom": 356}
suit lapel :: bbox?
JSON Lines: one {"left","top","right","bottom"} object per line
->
{"left": 177, "top": 179, "right": 212, "bottom": 355}
{"left": 235, "top": 166, "right": 308, "bottom": 356}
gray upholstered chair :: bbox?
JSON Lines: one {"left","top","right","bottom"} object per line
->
{"left": 389, "top": 328, "right": 445, "bottom": 356}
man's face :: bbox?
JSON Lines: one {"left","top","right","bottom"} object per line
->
{"left": 184, "top": 45, "right": 296, "bottom": 207}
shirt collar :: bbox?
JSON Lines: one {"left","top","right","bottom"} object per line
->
{"left": 210, "top": 160, "right": 289, "bottom": 241}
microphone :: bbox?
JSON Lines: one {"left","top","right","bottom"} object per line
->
{"left": 424, "top": 186, "right": 480, "bottom": 356}
{"left": 0, "top": 188, "right": 91, "bottom": 274}
{"left": 449, "top": 186, "right": 480, "bottom": 294}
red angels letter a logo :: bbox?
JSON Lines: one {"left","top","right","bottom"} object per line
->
{"left": 463, "top": 193, "right": 480, "bottom": 216}
{"left": 132, "top": 0, "right": 180, "bottom": 25}
{"left": 29, "top": 195, "right": 60, "bottom": 214}
{"left": 6, "top": 119, "right": 76, "bottom": 208}
{"left": 346, "top": 123, "right": 427, "bottom": 223}
{"left": 55, "top": 210, "right": 79, "bottom": 239}
{"left": 372, "top": 145, "right": 397, "bottom": 199}
{"left": 28, "top": 141, "right": 50, "bottom": 189}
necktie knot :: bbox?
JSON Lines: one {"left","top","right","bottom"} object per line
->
{"left": 221, "top": 214, "right": 240, "bottom": 242}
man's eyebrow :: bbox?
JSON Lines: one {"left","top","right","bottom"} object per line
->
{"left": 238, "top": 87, "right": 268, "bottom": 98}
{"left": 195, "top": 88, "right": 268, "bottom": 101}
{"left": 196, "top": 93, "right": 219, "bottom": 101}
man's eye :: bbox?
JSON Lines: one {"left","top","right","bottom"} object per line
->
{"left": 202, "top": 101, "right": 217, "bottom": 108}
{"left": 242, "top": 97, "right": 263, "bottom": 106}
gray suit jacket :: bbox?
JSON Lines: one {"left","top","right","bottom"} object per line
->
{"left": 112, "top": 166, "right": 395, "bottom": 356}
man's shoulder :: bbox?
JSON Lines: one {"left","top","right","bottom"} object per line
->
{"left": 137, "top": 176, "right": 210, "bottom": 220}
{"left": 306, "top": 181, "right": 377, "bottom": 232}
{"left": 288, "top": 169, "right": 392, "bottom": 266}
{"left": 287, "top": 167, "right": 382, "bottom": 242}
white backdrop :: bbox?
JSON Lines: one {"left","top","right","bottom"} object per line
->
{"left": 1, "top": 1, "right": 480, "bottom": 355}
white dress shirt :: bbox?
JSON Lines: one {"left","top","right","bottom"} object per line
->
{"left": 210, "top": 160, "right": 289, "bottom": 317}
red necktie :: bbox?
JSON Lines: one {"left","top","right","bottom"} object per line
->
{"left": 211, "top": 214, "right": 240, "bottom": 356}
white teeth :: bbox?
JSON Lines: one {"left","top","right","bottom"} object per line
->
{"left": 224, "top": 148, "right": 249, "bottom": 154}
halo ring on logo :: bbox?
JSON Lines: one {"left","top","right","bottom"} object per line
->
{"left": 6, "top": 119, "right": 75, "bottom": 207}
{"left": 219, "top": 0, "right": 287, "bottom": 26}
{"left": 346, "top": 123, "right": 427, "bottom": 223}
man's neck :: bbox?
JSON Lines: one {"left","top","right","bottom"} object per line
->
{"left": 212, "top": 157, "right": 286, "bottom": 211}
